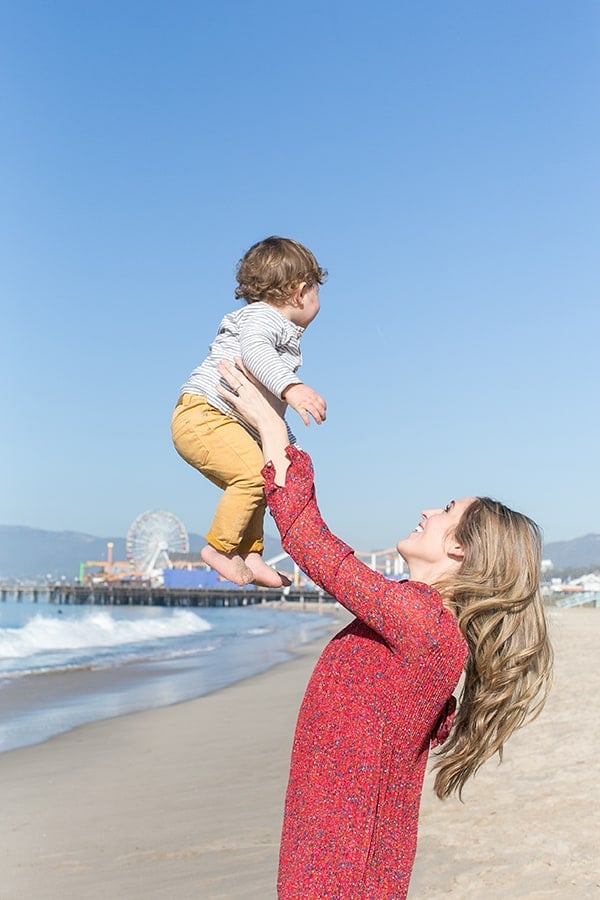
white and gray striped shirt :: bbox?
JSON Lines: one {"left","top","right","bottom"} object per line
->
{"left": 180, "top": 302, "right": 304, "bottom": 443}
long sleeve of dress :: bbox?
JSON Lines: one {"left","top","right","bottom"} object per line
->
{"left": 263, "top": 446, "right": 465, "bottom": 660}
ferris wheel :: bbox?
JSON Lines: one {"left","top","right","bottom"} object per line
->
{"left": 126, "top": 510, "right": 189, "bottom": 578}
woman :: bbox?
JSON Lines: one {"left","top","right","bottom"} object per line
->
{"left": 218, "top": 360, "right": 553, "bottom": 900}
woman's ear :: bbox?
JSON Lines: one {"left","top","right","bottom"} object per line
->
{"left": 446, "top": 539, "right": 465, "bottom": 563}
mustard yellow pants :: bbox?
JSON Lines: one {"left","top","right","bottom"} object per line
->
{"left": 171, "top": 394, "right": 265, "bottom": 554}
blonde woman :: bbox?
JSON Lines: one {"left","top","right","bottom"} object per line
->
{"left": 218, "top": 360, "right": 553, "bottom": 900}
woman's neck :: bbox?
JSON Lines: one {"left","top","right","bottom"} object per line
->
{"left": 407, "top": 561, "right": 445, "bottom": 587}
{"left": 406, "top": 563, "right": 457, "bottom": 616}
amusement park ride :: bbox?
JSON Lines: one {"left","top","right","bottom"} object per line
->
{"left": 81, "top": 510, "right": 405, "bottom": 586}
{"left": 81, "top": 510, "right": 191, "bottom": 584}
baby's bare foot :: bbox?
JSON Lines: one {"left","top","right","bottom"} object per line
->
{"left": 200, "top": 545, "right": 254, "bottom": 585}
{"left": 243, "top": 552, "right": 292, "bottom": 588}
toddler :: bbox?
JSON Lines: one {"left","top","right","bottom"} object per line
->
{"left": 171, "top": 236, "right": 326, "bottom": 587}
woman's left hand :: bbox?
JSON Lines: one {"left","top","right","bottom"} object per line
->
{"left": 217, "top": 359, "right": 291, "bottom": 484}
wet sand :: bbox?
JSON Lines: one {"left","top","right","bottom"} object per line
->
{"left": 0, "top": 606, "right": 598, "bottom": 899}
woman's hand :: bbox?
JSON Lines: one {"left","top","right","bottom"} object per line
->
{"left": 217, "top": 359, "right": 291, "bottom": 485}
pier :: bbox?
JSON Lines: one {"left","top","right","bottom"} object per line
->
{"left": 1, "top": 583, "right": 334, "bottom": 608}
{"left": 554, "top": 590, "right": 600, "bottom": 609}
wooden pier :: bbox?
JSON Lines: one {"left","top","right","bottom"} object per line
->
{"left": 1, "top": 583, "right": 334, "bottom": 608}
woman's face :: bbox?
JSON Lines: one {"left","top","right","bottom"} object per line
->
{"left": 397, "top": 498, "right": 475, "bottom": 574}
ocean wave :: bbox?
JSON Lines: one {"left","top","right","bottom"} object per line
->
{"left": 0, "top": 609, "right": 212, "bottom": 659}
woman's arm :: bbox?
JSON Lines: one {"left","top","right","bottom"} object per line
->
{"left": 265, "top": 455, "right": 457, "bottom": 655}
{"left": 217, "top": 361, "right": 459, "bottom": 655}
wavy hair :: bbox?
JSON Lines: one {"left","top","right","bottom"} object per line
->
{"left": 432, "top": 497, "right": 553, "bottom": 799}
{"left": 235, "top": 236, "right": 327, "bottom": 306}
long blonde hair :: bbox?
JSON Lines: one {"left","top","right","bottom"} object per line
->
{"left": 433, "top": 497, "right": 553, "bottom": 800}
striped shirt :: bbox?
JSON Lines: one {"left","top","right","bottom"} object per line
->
{"left": 180, "top": 301, "right": 303, "bottom": 443}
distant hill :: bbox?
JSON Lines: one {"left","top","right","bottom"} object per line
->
{"left": 0, "top": 525, "right": 283, "bottom": 581}
{"left": 543, "top": 534, "right": 600, "bottom": 570}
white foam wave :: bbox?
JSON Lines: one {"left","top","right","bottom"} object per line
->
{"left": 0, "top": 610, "right": 212, "bottom": 659}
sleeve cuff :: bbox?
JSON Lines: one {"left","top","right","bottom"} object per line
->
{"left": 261, "top": 445, "right": 313, "bottom": 494}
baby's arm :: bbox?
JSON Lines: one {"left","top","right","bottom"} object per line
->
{"left": 239, "top": 324, "right": 301, "bottom": 399}
{"left": 282, "top": 383, "right": 327, "bottom": 426}
{"left": 239, "top": 310, "right": 326, "bottom": 426}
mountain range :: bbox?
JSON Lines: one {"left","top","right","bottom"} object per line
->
{"left": 541, "top": 533, "right": 600, "bottom": 570}
{"left": 0, "top": 524, "right": 283, "bottom": 581}
{"left": 0, "top": 525, "right": 599, "bottom": 581}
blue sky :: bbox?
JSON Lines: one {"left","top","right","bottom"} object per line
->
{"left": 2, "top": 1, "right": 598, "bottom": 550}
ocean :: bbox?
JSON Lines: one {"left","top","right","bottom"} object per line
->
{"left": 0, "top": 594, "right": 338, "bottom": 753}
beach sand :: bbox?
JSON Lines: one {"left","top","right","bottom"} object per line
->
{"left": 0, "top": 606, "right": 598, "bottom": 899}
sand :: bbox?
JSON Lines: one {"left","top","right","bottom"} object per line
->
{"left": 0, "top": 606, "right": 598, "bottom": 899}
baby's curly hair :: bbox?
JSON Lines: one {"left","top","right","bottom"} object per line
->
{"left": 235, "top": 236, "right": 327, "bottom": 306}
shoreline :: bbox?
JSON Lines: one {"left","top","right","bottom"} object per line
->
{"left": 0, "top": 607, "right": 598, "bottom": 898}
{"left": 0, "top": 600, "right": 341, "bottom": 754}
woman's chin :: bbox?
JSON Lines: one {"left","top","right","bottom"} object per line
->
{"left": 396, "top": 539, "right": 410, "bottom": 563}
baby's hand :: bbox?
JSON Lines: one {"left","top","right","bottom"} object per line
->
{"left": 282, "top": 383, "right": 327, "bottom": 426}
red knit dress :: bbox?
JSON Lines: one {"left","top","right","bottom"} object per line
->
{"left": 263, "top": 447, "right": 468, "bottom": 900}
